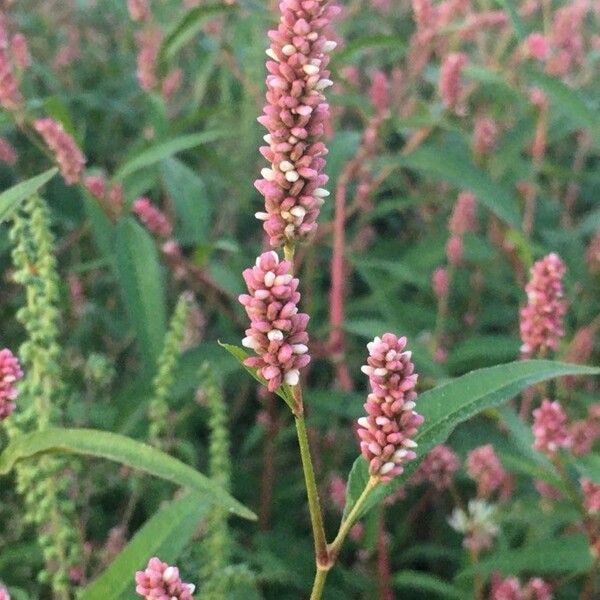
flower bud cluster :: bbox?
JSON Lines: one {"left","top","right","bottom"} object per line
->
{"left": 135, "top": 557, "right": 195, "bottom": 600}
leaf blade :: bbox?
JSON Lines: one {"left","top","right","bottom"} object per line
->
{"left": 0, "top": 168, "right": 58, "bottom": 223}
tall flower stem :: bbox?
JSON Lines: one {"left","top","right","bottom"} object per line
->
{"left": 293, "top": 385, "right": 328, "bottom": 566}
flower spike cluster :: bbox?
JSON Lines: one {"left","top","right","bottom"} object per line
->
{"left": 466, "top": 444, "right": 508, "bottom": 499}
{"left": 135, "top": 557, "right": 195, "bottom": 600}
{"left": 133, "top": 197, "right": 173, "bottom": 238}
{"left": 532, "top": 399, "right": 571, "bottom": 456}
{"left": 0, "top": 348, "right": 23, "bottom": 421}
{"left": 357, "top": 333, "right": 424, "bottom": 481}
{"left": 254, "top": 0, "right": 340, "bottom": 247}
{"left": 239, "top": 251, "right": 310, "bottom": 391}
{"left": 33, "top": 118, "right": 86, "bottom": 185}
{"left": 411, "top": 444, "right": 459, "bottom": 491}
{"left": 519, "top": 253, "right": 567, "bottom": 358}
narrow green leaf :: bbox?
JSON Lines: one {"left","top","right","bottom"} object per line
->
{"left": 525, "top": 69, "right": 600, "bottom": 144}
{"left": 0, "top": 428, "right": 256, "bottom": 520}
{"left": 0, "top": 168, "right": 58, "bottom": 223}
{"left": 160, "top": 158, "right": 210, "bottom": 244}
{"left": 387, "top": 146, "right": 521, "bottom": 228}
{"left": 343, "top": 361, "right": 599, "bottom": 520}
{"left": 493, "top": 0, "right": 526, "bottom": 39}
{"left": 160, "top": 4, "right": 235, "bottom": 62}
{"left": 218, "top": 342, "right": 295, "bottom": 410}
{"left": 80, "top": 493, "right": 209, "bottom": 600}
{"left": 394, "top": 570, "right": 463, "bottom": 599}
{"left": 115, "top": 219, "right": 166, "bottom": 373}
{"left": 332, "top": 34, "right": 406, "bottom": 65}
{"left": 115, "top": 131, "right": 229, "bottom": 180}
{"left": 456, "top": 534, "right": 593, "bottom": 580}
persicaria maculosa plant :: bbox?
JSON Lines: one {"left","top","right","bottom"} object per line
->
{"left": 0, "top": 0, "right": 599, "bottom": 599}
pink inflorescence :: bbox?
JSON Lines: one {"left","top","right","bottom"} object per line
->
{"left": 254, "top": 0, "right": 340, "bottom": 247}
{"left": 239, "top": 251, "right": 310, "bottom": 391}
{"left": 136, "top": 28, "right": 161, "bottom": 91}
{"left": 34, "top": 118, "right": 86, "bottom": 185}
{"left": 490, "top": 576, "right": 553, "bottom": 600}
{"left": 0, "top": 586, "right": 9, "bottom": 600}
{"left": 473, "top": 116, "right": 498, "bottom": 156}
{"left": 0, "top": 17, "right": 22, "bottom": 112}
{"left": 0, "top": 348, "right": 23, "bottom": 421}
{"left": 411, "top": 444, "right": 459, "bottom": 491}
{"left": 11, "top": 33, "right": 30, "bottom": 70}
{"left": 135, "top": 557, "right": 195, "bottom": 600}
{"left": 449, "top": 191, "right": 477, "bottom": 237}
{"left": 432, "top": 266, "right": 449, "bottom": 300}
{"left": 128, "top": 0, "right": 150, "bottom": 21}
{"left": 581, "top": 478, "right": 600, "bottom": 515}
{"left": 133, "top": 197, "right": 173, "bottom": 238}
{"left": 532, "top": 399, "right": 571, "bottom": 457}
{"left": 357, "top": 333, "right": 424, "bottom": 481}
{"left": 0, "top": 137, "right": 17, "bottom": 165}
{"left": 466, "top": 444, "right": 507, "bottom": 499}
{"left": 519, "top": 253, "right": 567, "bottom": 358}
{"left": 439, "top": 52, "right": 468, "bottom": 112}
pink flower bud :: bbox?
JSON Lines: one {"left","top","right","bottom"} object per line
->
{"left": 128, "top": 0, "right": 150, "bottom": 21}
{"left": 136, "top": 27, "right": 161, "bottom": 91}
{"left": 473, "top": 117, "right": 498, "bottom": 156}
{"left": 0, "top": 21, "right": 22, "bottom": 111}
{"left": 162, "top": 68, "right": 183, "bottom": 101}
{"left": 446, "top": 235, "right": 463, "bottom": 265}
{"left": 449, "top": 192, "right": 477, "bottom": 236}
{"left": 581, "top": 478, "right": 600, "bottom": 515}
{"left": 368, "top": 70, "right": 389, "bottom": 114}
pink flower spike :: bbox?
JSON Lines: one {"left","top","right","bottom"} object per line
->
{"left": 128, "top": 0, "right": 150, "bottom": 22}
{"left": 411, "top": 444, "right": 459, "bottom": 491}
{"left": 255, "top": 0, "right": 340, "bottom": 247}
{"left": 439, "top": 52, "right": 468, "bottom": 112}
{"left": 449, "top": 192, "right": 477, "bottom": 237}
{"left": 0, "top": 41, "right": 22, "bottom": 111}
{"left": 135, "top": 557, "right": 195, "bottom": 600}
{"left": 581, "top": 478, "right": 600, "bottom": 515}
{"left": 525, "top": 32, "right": 550, "bottom": 60}
{"left": 368, "top": 70, "right": 389, "bottom": 114}
{"left": 466, "top": 444, "right": 507, "bottom": 499}
{"left": 10, "top": 33, "right": 30, "bottom": 69}
{"left": 133, "top": 197, "right": 173, "bottom": 238}
{"left": 0, "top": 137, "right": 17, "bottom": 165}
{"left": 473, "top": 117, "right": 498, "bottom": 156}
{"left": 136, "top": 27, "right": 161, "bottom": 91}
{"left": 0, "top": 348, "right": 24, "bottom": 421}
{"left": 239, "top": 251, "right": 310, "bottom": 392}
{"left": 357, "top": 333, "right": 423, "bottom": 482}
{"left": 532, "top": 399, "right": 571, "bottom": 457}
{"left": 519, "top": 253, "right": 567, "bottom": 358}
{"left": 0, "top": 586, "right": 9, "bottom": 600}
{"left": 432, "top": 267, "right": 449, "bottom": 300}
{"left": 33, "top": 118, "right": 86, "bottom": 184}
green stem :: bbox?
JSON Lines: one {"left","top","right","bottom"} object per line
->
{"left": 293, "top": 398, "right": 328, "bottom": 566}
{"left": 310, "top": 568, "right": 329, "bottom": 600}
{"left": 329, "top": 475, "right": 379, "bottom": 559}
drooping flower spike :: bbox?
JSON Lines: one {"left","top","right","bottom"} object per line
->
{"left": 135, "top": 557, "right": 195, "bottom": 600}
{"left": 254, "top": 0, "right": 340, "bottom": 247}
{"left": 357, "top": 333, "right": 423, "bottom": 481}
{"left": 239, "top": 251, "right": 310, "bottom": 392}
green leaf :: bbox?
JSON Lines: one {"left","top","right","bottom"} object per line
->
{"left": 160, "top": 158, "right": 210, "bottom": 244}
{"left": 456, "top": 534, "right": 593, "bottom": 580}
{"left": 343, "top": 360, "right": 599, "bottom": 521}
{"left": 115, "top": 218, "right": 167, "bottom": 374}
{"left": 493, "top": 0, "right": 526, "bottom": 39}
{"left": 394, "top": 571, "right": 463, "bottom": 599}
{"left": 80, "top": 493, "right": 209, "bottom": 600}
{"left": 574, "top": 453, "right": 600, "bottom": 484}
{"left": 0, "top": 428, "right": 256, "bottom": 520}
{"left": 332, "top": 34, "right": 406, "bottom": 66}
{"left": 115, "top": 131, "right": 229, "bottom": 180}
{"left": 218, "top": 342, "right": 295, "bottom": 410}
{"left": 160, "top": 4, "right": 235, "bottom": 62}
{"left": 525, "top": 69, "right": 600, "bottom": 144}
{"left": 387, "top": 146, "right": 521, "bottom": 228}
{"left": 0, "top": 168, "right": 58, "bottom": 223}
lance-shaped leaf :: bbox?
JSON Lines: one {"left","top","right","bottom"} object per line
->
{"left": 0, "top": 168, "right": 58, "bottom": 223}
